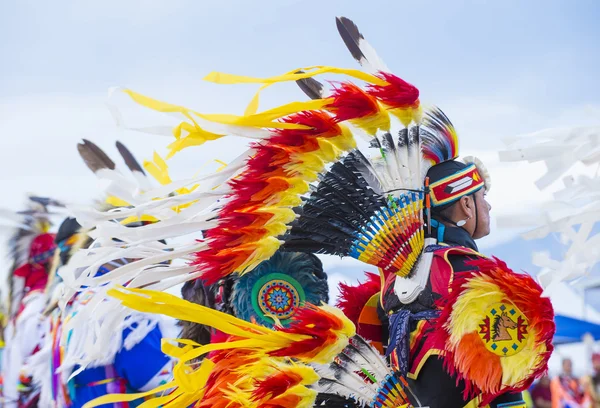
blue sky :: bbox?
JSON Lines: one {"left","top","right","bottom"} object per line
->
{"left": 0, "top": 0, "right": 599, "bottom": 292}
{"left": 2, "top": 0, "right": 599, "bottom": 108}
{"left": 1, "top": 0, "right": 599, "bottom": 233}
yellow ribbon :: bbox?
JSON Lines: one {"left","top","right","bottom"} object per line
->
{"left": 204, "top": 65, "right": 387, "bottom": 115}
{"left": 82, "top": 381, "right": 175, "bottom": 408}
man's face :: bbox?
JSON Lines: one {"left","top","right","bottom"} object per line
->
{"left": 593, "top": 358, "right": 600, "bottom": 372}
{"left": 563, "top": 359, "right": 573, "bottom": 375}
{"left": 472, "top": 188, "right": 492, "bottom": 239}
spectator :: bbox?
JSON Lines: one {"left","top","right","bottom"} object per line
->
{"left": 531, "top": 375, "right": 552, "bottom": 408}
{"left": 550, "top": 358, "right": 591, "bottom": 408}
{"left": 580, "top": 353, "right": 600, "bottom": 407}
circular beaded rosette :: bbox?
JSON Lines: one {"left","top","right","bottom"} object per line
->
{"left": 251, "top": 273, "right": 306, "bottom": 324}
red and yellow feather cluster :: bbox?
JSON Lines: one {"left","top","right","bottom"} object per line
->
{"left": 432, "top": 257, "right": 554, "bottom": 406}
{"left": 194, "top": 71, "right": 422, "bottom": 284}
{"left": 86, "top": 287, "right": 356, "bottom": 408}
{"left": 194, "top": 110, "right": 355, "bottom": 284}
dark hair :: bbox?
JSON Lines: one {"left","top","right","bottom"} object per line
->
{"left": 55, "top": 217, "right": 82, "bottom": 245}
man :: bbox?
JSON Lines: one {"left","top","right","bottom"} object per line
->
{"left": 551, "top": 358, "right": 590, "bottom": 408}
{"left": 585, "top": 353, "right": 600, "bottom": 407}
{"left": 64, "top": 16, "right": 553, "bottom": 408}
{"left": 2, "top": 201, "right": 56, "bottom": 408}
{"left": 380, "top": 159, "right": 531, "bottom": 408}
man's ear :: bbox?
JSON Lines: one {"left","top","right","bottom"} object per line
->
{"left": 457, "top": 196, "right": 474, "bottom": 219}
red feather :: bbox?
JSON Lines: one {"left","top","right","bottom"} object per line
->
{"left": 269, "top": 304, "right": 347, "bottom": 360}
{"left": 336, "top": 272, "right": 381, "bottom": 326}
{"left": 326, "top": 82, "right": 380, "bottom": 123}
{"left": 194, "top": 110, "right": 341, "bottom": 284}
{"left": 367, "top": 72, "right": 420, "bottom": 109}
{"left": 252, "top": 370, "right": 303, "bottom": 401}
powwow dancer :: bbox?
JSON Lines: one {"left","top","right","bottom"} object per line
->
{"left": 24, "top": 141, "right": 177, "bottom": 408}
{"left": 1, "top": 198, "right": 58, "bottom": 408}
{"left": 67, "top": 16, "right": 554, "bottom": 408}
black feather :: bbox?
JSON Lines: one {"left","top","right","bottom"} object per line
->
{"left": 283, "top": 153, "right": 388, "bottom": 257}
{"left": 315, "top": 393, "right": 360, "bottom": 407}
{"left": 115, "top": 141, "right": 146, "bottom": 175}
{"left": 279, "top": 239, "right": 339, "bottom": 254}
{"left": 295, "top": 71, "right": 325, "bottom": 100}
{"left": 381, "top": 132, "right": 397, "bottom": 158}
{"left": 77, "top": 139, "right": 115, "bottom": 173}
{"left": 369, "top": 136, "right": 382, "bottom": 150}
{"left": 343, "top": 150, "right": 384, "bottom": 195}
{"left": 335, "top": 17, "right": 366, "bottom": 65}
{"left": 28, "top": 196, "right": 65, "bottom": 208}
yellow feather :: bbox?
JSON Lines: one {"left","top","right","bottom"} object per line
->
{"left": 447, "top": 276, "right": 503, "bottom": 346}
{"left": 105, "top": 196, "right": 131, "bottom": 207}
{"left": 500, "top": 330, "right": 547, "bottom": 386}
{"left": 350, "top": 108, "right": 391, "bottom": 135}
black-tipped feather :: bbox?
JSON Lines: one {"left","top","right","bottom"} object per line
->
{"left": 283, "top": 154, "right": 388, "bottom": 256}
{"left": 335, "top": 17, "right": 367, "bottom": 66}
{"left": 116, "top": 141, "right": 146, "bottom": 175}
{"left": 314, "top": 393, "right": 359, "bottom": 407}
{"left": 380, "top": 132, "right": 403, "bottom": 183}
{"left": 316, "top": 378, "right": 372, "bottom": 406}
{"left": 407, "top": 125, "right": 421, "bottom": 188}
{"left": 77, "top": 139, "right": 115, "bottom": 173}
{"left": 28, "top": 196, "right": 65, "bottom": 208}
{"left": 335, "top": 16, "right": 388, "bottom": 73}
{"left": 346, "top": 150, "right": 385, "bottom": 195}
{"left": 369, "top": 136, "right": 382, "bottom": 150}
{"left": 295, "top": 71, "right": 325, "bottom": 100}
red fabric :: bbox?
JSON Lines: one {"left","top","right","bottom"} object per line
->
{"left": 429, "top": 254, "right": 454, "bottom": 297}
{"left": 531, "top": 383, "right": 551, "bottom": 403}
{"left": 13, "top": 263, "right": 48, "bottom": 293}
{"left": 29, "top": 233, "right": 56, "bottom": 263}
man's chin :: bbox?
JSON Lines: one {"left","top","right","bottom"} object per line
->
{"left": 473, "top": 227, "right": 491, "bottom": 240}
